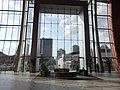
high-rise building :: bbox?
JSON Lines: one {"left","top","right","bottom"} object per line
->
{"left": 57, "top": 48, "right": 65, "bottom": 59}
{"left": 40, "top": 38, "right": 53, "bottom": 61}
{"left": 73, "top": 45, "right": 79, "bottom": 53}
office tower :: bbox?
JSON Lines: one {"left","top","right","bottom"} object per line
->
{"left": 40, "top": 38, "right": 53, "bottom": 60}
{"left": 73, "top": 45, "right": 79, "bottom": 53}
{"left": 57, "top": 48, "right": 65, "bottom": 59}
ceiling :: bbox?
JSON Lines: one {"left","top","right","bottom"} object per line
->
{"left": 40, "top": 4, "right": 82, "bottom": 15}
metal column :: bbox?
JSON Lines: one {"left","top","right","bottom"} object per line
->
{"left": 29, "top": 0, "right": 40, "bottom": 73}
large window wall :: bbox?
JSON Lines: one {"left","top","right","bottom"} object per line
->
{"left": 97, "top": 2, "right": 115, "bottom": 71}
{"left": 36, "top": 5, "right": 86, "bottom": 71}
{"left": 88, "top": 0, "right": 115, "bottom": 72}
{"left": 0, "top": 0, "right": 22, "bottom": 69}
{"left": 0, "top": 0, "right": 116, "bottom": 72}
{"left": 0, "top": 0, "right": 28, "bottom": 71}
{"left": 0, "top": 0, "right": 23, "bottom": 55}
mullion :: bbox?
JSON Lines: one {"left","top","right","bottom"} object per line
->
{"left": 50, "top": 8, "right": 52, "bottom": 38}
{"left": 64, "top": 6, "right": 65, "bottom": 56}
{"left": 57, "top": 8, "right": 59, "bottom": 52}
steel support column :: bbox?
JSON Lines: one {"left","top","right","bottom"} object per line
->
{"left": 90, "top": 0, "right": 97, "bottom": 72}
{"left": 94, "top": 0, "right": 104, "bottom": 72}
{"left": 83, "top": 2, "right": 91, "bottom": 72}
{"left": 14, "top": 0, "right": 26, "bottom": 72}
{"left": 29, "top": 0, "right": 40, "bottom": 73}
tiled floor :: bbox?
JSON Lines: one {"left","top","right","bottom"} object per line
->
{"left": 0, "top": 71, "right": 120, "bottom": 90}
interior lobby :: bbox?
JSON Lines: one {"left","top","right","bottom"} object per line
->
{"left": 0, "top": 0, "right": 120, "bottom": 90}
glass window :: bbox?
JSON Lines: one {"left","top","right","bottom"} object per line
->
{"left": 8, "top": 14, "right": 14, "bottom": 25}
{"left": 3, "top": 0, "right": 9, "bottom": 10}
{"left": 72, "top": 25, "right": 78, "bottom": 40}
{"left": 3, "top": 41, "right": 11, "bottom": 55}
{"left": 0, "top": 0, "right": 25, "bottom": 63}
{"left": 0, "top": 0, "right": 3, "bottom": 10}
{"left": 27, "top": 23, "right": 33, "bottom": 39}
{"left": 29, "top": 3, "right": 34, "bottom": 8}
{"left": 50, "top": 24, "right": 57, "bottom": 39}
{"left": 88, "top": 11, "right": 92, "bottom": 25}
{"left": 71, "top": 15, "right": 78, "bottom": 25}
{"left": 100, "top": 44, "right": 112, "bottom": 57}
{"left": 89, "top": 27, "right": 93, "bottom": 40}
{"left": 28, "top": 8, "right": 34, "bottom": 22}
{"left": 14, "top": 14, "right": 20, "bottom": 25}
{"left": 97, "top": 3, "right": 107, "bottom": 15}
{"left": 9, "top": 0, "right": 15, "bottom": 10}
{"left": 58, "top": 14, "right": 64, "bottom": 23}
{"left": 79, "top": 41, "right": 85, "bottom": 57}
{"left": 44, "top": 24, "right": 51, "bottom": 38}
{"left": 78, "top": 25, "right": 84, "bottom": 40}
{"left": 99, "top": 30, "right": 110, "bottom": 42}
{"left": 65, "top": 41, "right": 71, "bottom": 54}
{"left": 40, "top": 13, "right": 45, "bottom": 23}
{"left": 6, "top": 28, "right": 13, "bottom": 40}
{"left": 12, "top": 27, "right": 20, "bottom": 40}
{"left": 52, "top": 14, "right": 57, "bottom": 24}
{"left": 15, "top": 1, "right": 22, "bottom": 11}
{"left": 53, "top": 40, "right": 57, "bottom": 57}
{"left": 58, "top": 40, "right": 64, "bottom": 52}
{"left": 9, "top": 41, "right": 18, "bottom": 55}
{"left": 0, "top": 41, "right": 4, "bottom": 51}
{"left": 97, "top": 17, "right": 108, "bottom": 28}
{"left": 45, "top": 14, "right": 52, "bottom": 24}
{"left": 90, "top": 41, "right": 94, "bottom": 57}
{"left": 2, "top": 13, "right": 8, "bottom": 24}
{"left": 40, "top": 24, "right": 45, "bottom": 38}
{"left": 24, "top": 39, "right": 32, "bottom": 55}
{"left": 0, "top": 12, "right": 2, "bottom": 23}
{"left": 0, "top": 28, "right": 6, "bottom": 40}
{"left": 72, "top": 40, "right": 78, "bottom": 48}
{"left": 58, "top": 28, "right": 65, "bottom": 40}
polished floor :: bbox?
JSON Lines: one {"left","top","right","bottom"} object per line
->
{"left": 0, "top": 71, "right": 120, "bottom": 90}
